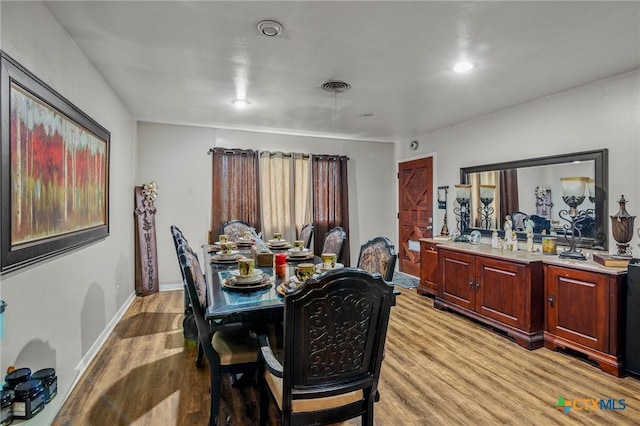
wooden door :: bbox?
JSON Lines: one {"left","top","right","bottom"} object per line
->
{"left": 545, "top": 265, "right": 608, "bottom": 352}
{"left": 398, "top": 156, "right": 433, "bottom": 276}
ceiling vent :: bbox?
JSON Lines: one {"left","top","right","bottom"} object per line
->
{"left": 257, "top": 20, "right": 283, "bottom": 37}
{"left": 320, "top": 80, "right": 351, "bottom": 93}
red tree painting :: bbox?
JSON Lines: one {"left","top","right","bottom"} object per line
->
{"left": 10, "top": 85, "right": 107, "bottom": 245}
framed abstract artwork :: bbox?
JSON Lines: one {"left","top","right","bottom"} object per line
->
{"left": 1, "top": 53, "right": 110, "bottom": 273}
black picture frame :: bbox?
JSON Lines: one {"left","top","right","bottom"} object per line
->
{"left": 1, "top": 52, "right": 110, "bottom": 273}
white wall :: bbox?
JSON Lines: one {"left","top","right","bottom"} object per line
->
{"left": 0, "top": 2, "right": 136, "bottom": 423}
{"left": 397, "top": 71, "right": 640, "bottom": 252}
{"left": 137, "top": 123, "right": 396, "bottom": 286}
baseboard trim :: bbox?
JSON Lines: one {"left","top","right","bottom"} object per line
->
{"left": 58, "top": 282, "right": 184, "bottom": 409}
{"left": 61, "top": 291, "right": 136, "bottom": 405}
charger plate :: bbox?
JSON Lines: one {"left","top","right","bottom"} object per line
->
{"left": 222, "top": 274, "right": 273, "bottom": 291}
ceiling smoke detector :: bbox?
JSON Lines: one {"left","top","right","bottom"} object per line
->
{"left": 257, "top": 20, "right": 283, "bottom": 37}
{"left": 320, "top": 80, "right": 351, "bottom": 93}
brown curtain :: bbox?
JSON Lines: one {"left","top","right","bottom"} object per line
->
{"left": 209, "top": 148, "right": 261, "bottom": 242}
{"left": 499, "top": 169, "right": 519, "bottom": 224}
{"left": 312, "top": 155, "right": 350, "bottom": 266}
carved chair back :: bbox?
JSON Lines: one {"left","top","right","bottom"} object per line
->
{"left": 278, "top": 268, "right": 394, "bottom": 425}
{"left": 221, "top": 219, "right": 252, "bottom": 242}
{"left": 321, "top": 226, "right": 347, "bottom": 264}
{"left": 298, "top": 223, "right": 314, "bottom": 249}
{"left": 356, "top": 237, "right": 397, "bottom": 281}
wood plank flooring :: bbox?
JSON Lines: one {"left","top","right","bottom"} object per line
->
{"left": 53, "top": 287, "right": 640, "bottom": 425}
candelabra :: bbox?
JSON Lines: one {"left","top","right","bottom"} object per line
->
{"left": 453, "top": 184, "right": 471, "bottom": 242}
{"left": 558, "top": 177, "right": 591, "bottom": 260}
{"left": 587, "top": 178, "right": 596, "bottom": 203}
{"left": 477, "top": 185, "right": 495, "bottom": 230}
{"left": 610, "top": 195, "right": 635, "bottom": 257}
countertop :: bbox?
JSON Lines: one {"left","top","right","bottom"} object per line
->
{"left": 420, "top": 238, "right": 628, "bottom": 275}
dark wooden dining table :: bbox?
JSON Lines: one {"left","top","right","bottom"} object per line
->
{"left": 201, "top": 243, "right": 400, "bottom": 331}
{"left": 202, "top": 244, "right": 317, "bottom": 330}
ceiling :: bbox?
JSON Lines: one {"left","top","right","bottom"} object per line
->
{"left": 45, "top": 1, "right": 640, "bottom": 143}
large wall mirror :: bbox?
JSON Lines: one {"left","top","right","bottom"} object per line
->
{"left": 460, "top": 149, "right": 608, "bottom": 250}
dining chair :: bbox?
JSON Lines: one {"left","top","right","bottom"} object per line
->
{"left": 176, "top": 241, "right": 259, "bottom": 426}
{"left": 321, "top": 226, "right": 347, "bottom": 264}
{"left": 297, "top": 223, "right": 314, "bottom": 249}
{"left": 356, "top": 236, "right": 397, "bottom": 282}
{"left": 257, "top": 267, "right": 395, "bottom": 426}
{"left": 221, "top": 219, "right": 252, "bottom": 242}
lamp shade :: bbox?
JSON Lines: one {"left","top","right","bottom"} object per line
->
{"left": 479, "top": 185, "right": 496, "bottom": 200}
{"left": 587, "top": 178, "right": 595, "bottom": 198}
{"left": 560, "top": 177, "right": 588, "bottom": 198}
{"left": 454, "top": 184, "right": 472, "bottom": 201}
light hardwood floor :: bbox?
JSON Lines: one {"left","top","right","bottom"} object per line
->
{"left": 53, "top": 287, "right": 640, "bottom": 425}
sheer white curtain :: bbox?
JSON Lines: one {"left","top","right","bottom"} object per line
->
{"left": 293, "top": 153, "right": 312, "bottom": 238}
{"left": 259, "top": 152, "right": 312, "bottom": 242}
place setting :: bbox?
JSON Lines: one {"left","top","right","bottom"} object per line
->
{"left": 210, "top": 241, "right": 241, "bottom": 264}
{"left": 285, "top": 239, "right": 313, "bottom": 260}
{"left": 276, "top": 262, "right": 315, "bottom": 296}
{"left": 315, "top": 252, "right": 344, "bottom": 273}
{"left": 235, "top": 230, "right": 255, "bottom": 248}
{"left": 267, "top": 232, "right": 292, "bottom": 250}
{"left": 222, "top": 258, "right": 273, "bottom": 291}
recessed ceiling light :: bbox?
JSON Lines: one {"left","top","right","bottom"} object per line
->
{"left": 453, "top": 61, "right": 475, "bottom": 73}
{"left": 363, "top": 113, "right": 374, "bottom": 117}
{"left": 231, "top": 99, "right": 251, "bottom": 109}
{"left": 257, "top": 20, "right": 283, "bottom": 37}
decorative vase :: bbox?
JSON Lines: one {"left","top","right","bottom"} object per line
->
{"left": 610, "top": 195, "right": 635, "bottom": 258}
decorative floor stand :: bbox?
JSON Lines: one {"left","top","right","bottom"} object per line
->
{"left": 134, "top": 185, "right": 159, "bottom": 296}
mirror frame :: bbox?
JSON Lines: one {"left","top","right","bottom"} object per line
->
{"left": 460, "top": 149, "right": 608, "bottom": 250}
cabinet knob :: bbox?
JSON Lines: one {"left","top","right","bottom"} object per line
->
{"left": 476, "top": 280, "right": 480, "bottom": 289}
{"left": 548, "top": 294, "right": 554, "bottom": 305}
{"left": 469, "top": 280, "right": 474, "bottom": 288}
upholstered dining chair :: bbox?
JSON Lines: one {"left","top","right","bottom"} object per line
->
{"left": 175, "top": 240, "right": 258, "bottom": 426}
{"left": 257, "top": 268, "right": 394, "bottom": 426}
{"left": 297, "top": 223, "right": 314, "bottom": 249}
{"left": 321, "top": 226, "right": 347, "bottom": 264}
{"left": 221, "top": 219, "right": 252, "bottom": 242}
{"left": 356, "top": 236, "right": 397, "bottom": 282}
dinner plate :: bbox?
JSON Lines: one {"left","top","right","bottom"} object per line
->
{"left": 210, "top": 254, "right": 242, "bottom": 264}
{"left": 276, "top": 279, "right": 302, "bottom": 296}
{"left": 286, "top": 253, "right": 314, "bottom": 261}
{"left": 215, "top": 250, "right": 240, "bottom": 260}
{"left": 268, "top": 239, "right": 288, "bottom": 246}
{"left": 222, "top": 274, "right": 273, "bottom": 291}
{"left": 230, "top": 269, "right": 264, "bottom": 284}
{"left": 316, "top": 263, "right": 344, "bottom": 273}
{"left": 287, "top": 248, "right": 310, "bottom": 257}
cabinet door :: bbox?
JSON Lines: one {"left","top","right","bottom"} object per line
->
{"left": 439, "top": 249, "right": 475, "bottom": 310}
{"left": 546, "top": 266, "right": 609, "bottom": 352}
{"left": 475, "top": 257, "right": 525, "bottom": 328}
{"left": 419, "top": 242, "right": 438, "bottom": 295}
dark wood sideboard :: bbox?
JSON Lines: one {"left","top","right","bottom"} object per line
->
{"left": 419, "top": 239, "right": 627, "bottom": 376}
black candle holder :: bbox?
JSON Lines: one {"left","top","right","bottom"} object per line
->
{"left": 558, "top": 194, "right": 590, "bottom": 260}
{"left": 478, "top": 197, "right": 495, "bottom": 230}
{"left": 454, "top": 197, "right": 470, "bottom": 242}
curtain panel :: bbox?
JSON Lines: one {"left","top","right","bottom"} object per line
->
{"left": 209, "top": 148, "right": 261, "bottom": 242}
{"left": 312, "top": 155, "right": 350, "bottom": 266}
{"left": 499, "top": 168, "right": 519, "bottom": 226}
{"left": 259, "top": 152, "right": 312, "bottom": 242}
